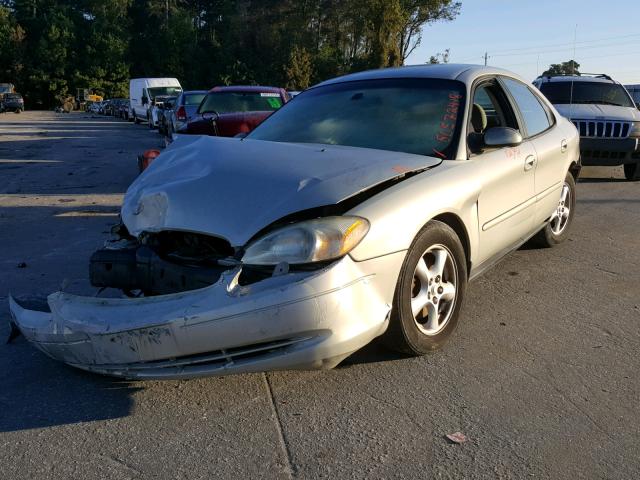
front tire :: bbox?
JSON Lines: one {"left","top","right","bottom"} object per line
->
{"left": 531, "top": 171, "right": 576, "bottom": 248}
{"left": 624, "top": 163, "right": 640, "bottom": 181}
{"left": 383, "top": 221, "right": 467, "bottom": 355}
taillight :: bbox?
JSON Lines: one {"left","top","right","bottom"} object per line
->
{"left": 176, "top": 106, "right": 187, "bottom": 121}
{"left": 138, "top": 149, "right": 161, "bottom": 172}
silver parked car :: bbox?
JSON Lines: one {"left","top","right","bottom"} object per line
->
{"left": 534, "top": 74, "right": 640, "bottom": 180}
{"left": 166, "top": 90, "right": 208, "bottom": 138}
{"left": 9, "top": 65, "right": 580, "bottom": 379}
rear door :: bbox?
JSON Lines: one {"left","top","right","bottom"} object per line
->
{"left": 470, "top": 79, "right": 537, "bottom": 264}
{"left": 500, "top": 77, "right": 564, "bottom": 226}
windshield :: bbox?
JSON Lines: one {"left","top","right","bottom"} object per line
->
{"left": 198, "top": 91, "right": 283, "bottom": 114}
{"left": 626, "top": 86, "right": 640, "bottom": 104}
{"left": 148, "top": 86, "right": 182, "bottom": 99}
{"left": 539, "top": 81, "right": 635, "bottom": 107}
{"left": 184, "top": 93, "right": 206, "bottom": 106}
{"left": 248, "top": 78, "right": 466, "bottom": 158}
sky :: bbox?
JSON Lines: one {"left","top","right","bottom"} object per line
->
{"left": 406, "top": 0, "right": 640, "bottom": 85}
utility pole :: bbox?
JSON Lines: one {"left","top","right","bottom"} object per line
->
{"left": 571, "top": 24, "right": 578, "bottom": 74}
{"left": 483, "top": 52, "right": 489, "bottom": 66}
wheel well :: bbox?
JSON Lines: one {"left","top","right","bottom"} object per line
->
{"left": 432, "top": 213, "right": 471, "bottom": 274}
{"left": 569, "top": 161, "right": 581, "bottom": 180}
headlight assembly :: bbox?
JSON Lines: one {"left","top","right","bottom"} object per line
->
{"left": 242, "top": 216, "right": 370, "bottom": 266}
{"left": 629, "top": 121, "right": 640, "bottom": 138}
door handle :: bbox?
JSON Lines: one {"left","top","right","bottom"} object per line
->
{"left": 561, "top": 139, "right": 568, "bottom": 153}
{"left": 524, "top": 155, "right": 536, "bottom": 171}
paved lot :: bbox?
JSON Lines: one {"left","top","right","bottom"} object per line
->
{"left": 0, "top": 110, "right": 639, "bottom": 479}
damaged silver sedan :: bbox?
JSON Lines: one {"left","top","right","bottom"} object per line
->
{"left": 9, "top": 65, "right": 581, "bottom": 379}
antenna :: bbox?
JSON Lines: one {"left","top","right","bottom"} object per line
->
{"left": 483, "top": 52, "right": 490, "bottom": 66}
{"left": 569, "top": 24, "right": 578, "bottom": 110}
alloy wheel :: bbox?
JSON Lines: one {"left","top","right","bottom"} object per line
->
{"left": 411, "top": 244, "right": 457, "bottom": 336}
{"left": 549, "top": 183, "right": 571, "bottom": 235}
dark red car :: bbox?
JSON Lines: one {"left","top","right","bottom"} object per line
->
{"left": 181, "top": 86, "right": 289, "bottom": 137}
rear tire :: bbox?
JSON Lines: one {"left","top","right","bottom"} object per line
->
{"left": 531, "top": 171, "right": 576, "bottom": 248}
{"left": 383, "top": 221, "right": 467, "bottom": 355}
{"left": 624, "top": 163, "right": 640, "bottom": 181}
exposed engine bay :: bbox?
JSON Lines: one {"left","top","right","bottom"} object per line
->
{"left": 90, "top": 226, "right": 241, "bottom": 296}
{"left": 89, "top": 225, "right": 311, "bottom": 295}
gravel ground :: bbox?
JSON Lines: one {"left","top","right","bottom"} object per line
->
{"left": 1, "top": 111, "right": 639, "bottom": 479}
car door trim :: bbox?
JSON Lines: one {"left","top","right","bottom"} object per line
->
{"left": 482, "top": 195, "right": 537, "bottom": 232}
{"left": 535, "top": 181, "right": 562, "bottom": 202}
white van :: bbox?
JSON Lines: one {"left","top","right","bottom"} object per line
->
{"left": 129, "top": 78, "right": 182, "bottom": 128}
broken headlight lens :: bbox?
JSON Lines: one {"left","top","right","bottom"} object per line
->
{"left": 241, "top": 216, "right": 370, "bottom": 265}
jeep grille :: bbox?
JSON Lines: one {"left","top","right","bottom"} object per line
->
{"left": 571, "top": 119, "right": 631, "bottom": 139}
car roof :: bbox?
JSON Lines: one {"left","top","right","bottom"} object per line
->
{"left": 182, "top": 90, "right": 208, "bottom": 95}
{"left": 314, "top": 64, "right": 522, "bottom": 88}
{"left": 208, "top": 85, "right": 283, "bottom": 94}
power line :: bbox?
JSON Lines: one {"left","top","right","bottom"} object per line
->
{"left": 478, "top": 32, "right": 640, "bottom": 56}
{"left": 491, "top": 39, "right": 640, "bottom": 58}
{"left": 497, "top": 50, "right": 640, "bottom": 69}
{"left": 457, "top": 32, "right": 640, "bottom": 62}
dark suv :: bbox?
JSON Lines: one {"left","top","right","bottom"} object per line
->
{"left": 2, "top": 93, "right": 24, "bottom": 113}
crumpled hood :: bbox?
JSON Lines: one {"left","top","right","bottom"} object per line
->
{"left": 554, "top": 103, "right": 640, "bottom": 122}
{"left": 122, "top": 135, "right": 440, "bottom": 246}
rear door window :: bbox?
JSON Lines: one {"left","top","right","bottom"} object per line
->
{"left": 184, "top": 93, "right": 206, "bottom": 106}
{"left": 502, "top": 78, "right": 552, "bottom": 137}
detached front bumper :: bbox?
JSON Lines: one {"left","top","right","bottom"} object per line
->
{"left": 9, "top": 253, "right": 404, "bottom": 380}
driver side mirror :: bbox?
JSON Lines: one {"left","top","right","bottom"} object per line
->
{"left": 483, "top": 127, "right": 523, "bottom": 148}
{"left": 142, "top": 96, "right": 148, "bottom": 106}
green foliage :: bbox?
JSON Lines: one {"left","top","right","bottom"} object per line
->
{"left": 286, "top": 46, "right": 312, "bottom": 90}
{"left": 1, "top": 0, "right": 461, "bottom": 107}
{"left": 543, "top": 60, "right": 581, "bottom": 76}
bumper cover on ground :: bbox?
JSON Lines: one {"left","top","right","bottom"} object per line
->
{"left": 9, "top": 253, "right": 404, "bottom": 379}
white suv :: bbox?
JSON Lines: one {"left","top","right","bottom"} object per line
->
{"left": 534, "top": 74, "right": 640, "bottom": 180}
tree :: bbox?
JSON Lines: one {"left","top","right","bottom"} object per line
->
{"left": 428, "top": 48, "right": 450, "bottom": 64}
{"left": 0, "top": 5, "right": 25, "bottom": 83}
{"left": 0, "top": 0, "right": 463, "bottom": 107}
{"left": 542, "top": 60, "right": 580, "bottom": 76}
{"left": 398, "top": 0, "right": 460, "bottom": 63}
{"left": 286, "top": 46, "right": 313, "bottom": 90}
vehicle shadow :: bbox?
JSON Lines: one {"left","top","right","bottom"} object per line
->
{"left": 0, "top": 333, "right": 141, "bottom": 433}
{"left": 341, "top": 338, "right": 412, "bottom": 367}
{"left": 0, "top": 113, "right": 152, "bottom": 432}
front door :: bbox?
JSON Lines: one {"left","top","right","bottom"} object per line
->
{"left": 469, "top": 79, "right": 537, "bottom": 264}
